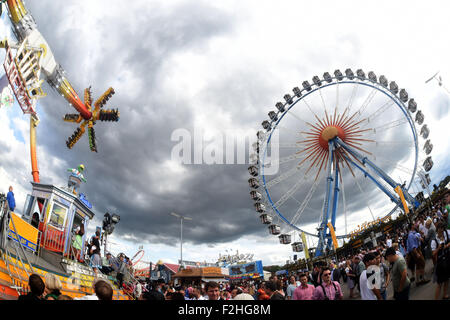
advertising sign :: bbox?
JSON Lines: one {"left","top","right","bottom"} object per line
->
{"left": 228, "top": 260, "right": 263, "bottom": 279}
{"left": 179, "top": 260, "right": 217, "bottom": 267}
{"left": 8, "top": 212, "right": 39, "bottom": 252}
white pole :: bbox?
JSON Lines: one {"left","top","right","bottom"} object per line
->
{"left": 180, "top": 217, "right": 183, "bottom": 268}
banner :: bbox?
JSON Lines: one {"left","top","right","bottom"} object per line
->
{"left": 301, "top": 232, "right": 309, "bottom": 260}
{"left": 228, "top": 261, "right": 263, "bottom": 279}
{"left": 395, "top": 186, "right": 410, "bottom": 214}
{"left": 8, "top": 212, "right": 39, "bottom": 252}
{"left": 327, "top": 222, "right": 339, "bottom": 250}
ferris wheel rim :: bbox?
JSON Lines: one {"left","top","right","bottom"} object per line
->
{"left": 260, "top": 75, "right": 419, "bottom": 239}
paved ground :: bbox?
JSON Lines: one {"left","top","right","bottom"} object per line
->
{"left": 339, "top": 259, "right": 446, "bottom": 300}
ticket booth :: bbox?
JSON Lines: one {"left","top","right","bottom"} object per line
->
{"left": 21, "top": 182, "right": 95, "bottom": 258}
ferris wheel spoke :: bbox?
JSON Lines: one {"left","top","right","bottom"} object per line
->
{"left": 277, "top": 125, "right": 306, "bottom": 139}
{"left": 341, "top": 171, "right": 348, "bottom": 236}
{"left": 372, "top": 118, "right": 409, "bottom": 132}
{"left": 265, "top": 166, "right": 301, "bottom": 189}
{"left": 366, "top": 100, "right": 395, "bottom": 122}
{"left": 277, "top": 142, "right": 302, "bottom": 148}
{"left": 354, "top": 88, "right": 377, "bottom": 119}
{"left": 372, "top": 140, "right": 415, "bottom": 149}
{"left": 285, "top": 108, "right": 309, "bottom": 125}
{"left": 274, "top": 174, "right": 312, "bottom": 209}
{"left": 354, "top": 174, "right": 376, "bottom": 221}
{"left": 290, "top": 176, "right": 322, "bottom": 226}
{"left": 318, "top": 89, "right": 330, "bottom": 124}
{"left": 344, "top": 83, "right": 358, "bottom": 114}
{"left": 269, "top": 152, "right": 308, "bottom": 166}
{"left": 375, "top": 156, "right": 414, "bottom": 175}
{"left": 274, "top": 179, "right": 304, "bottom": 209}
{"left": 303, "top": 98, "right": 327, "bottom": 129}
{"left": 335, "top": 83, "right": 340, "bottom": 115}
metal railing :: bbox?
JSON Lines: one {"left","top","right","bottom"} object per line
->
{"left": 39, "top": 223, "right": 67, "bottom": 253}
{"left": 0, "top": 201, "right": 36, "bottom": 297}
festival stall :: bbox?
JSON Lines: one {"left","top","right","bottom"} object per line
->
{"left": 173, "top": 267, "right": 226, "bottom": 286}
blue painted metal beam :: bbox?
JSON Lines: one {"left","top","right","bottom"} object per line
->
{"left": 342, "top": 155, "right": 402, "bottom": 206}
{"left": 315, "top": 141, "right": 334, "bottom": 257}
{"left": 327, "top": 162, "right": 340, "bottom": 250}
{"left": 335, "top": 137, "right": 417, "bottom": 207}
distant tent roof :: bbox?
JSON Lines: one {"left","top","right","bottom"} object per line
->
{"left": 164, "top": 263, "right": 194, "bottom": 274}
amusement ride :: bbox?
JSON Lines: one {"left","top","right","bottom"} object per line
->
{"left": 0, "top": 0, "right": 129, "bottom": 299}
{"left": 0, "top": 0, "right": 119, "bottom": 185}
{"left": 248, "top": 69, "right": 434, "bottom": 257}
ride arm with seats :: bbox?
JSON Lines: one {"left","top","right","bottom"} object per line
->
{"left": 5, "top": 0, "right": 119, "bottom": 152}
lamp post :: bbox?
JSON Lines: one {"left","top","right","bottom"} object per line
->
{"left": 102, "top": 212, "right": 120, "bottom": 256}
{"left": 170, "top": 212, "right": 192, "bottom": 270}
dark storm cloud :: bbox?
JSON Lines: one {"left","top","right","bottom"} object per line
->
{"left": 21, "top": 0, "right": 273, "bottom": 246}
{"left": 4, "top": 0, "right": 419, "bottom": 249}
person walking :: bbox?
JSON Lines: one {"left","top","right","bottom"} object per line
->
{"left": 354, "top": 255, "right": 365, "bottom": 294}
{"left": 286, "top": 276, "right": 297, "bottom": 300}
{"left": 346, "top": 259, "right": 357, "bottom": 298}
{"left": 292, "top": 273, "right": 315, "bottom": 300}
{"left": 116, "top": 254, "right": 127, "bottom": 288}
{"left": 89, "top": 231, "right": 102, "bottom": 276}
{"left": 330, "top": 262, "right": 341, "bottom": 283}
{"left": 385, "top": 247, "right": 410, "bottom": 300}
{"left": 359, "top": 253, "right": 382, "bottom": 300}
{"left": 312, "top": 267, "right": 343, "bottom": 300}
{"left": 374, "top": 250, "right": 390, "bottom": 300}
{"left": 431, "top": 222, "right": 450, "bottom": 300}
{"left": 424, "top": 219, "right": 437, "bottom": 261}
{"left": 264, "top": 281, "right": 285, "bottom": 300}
{"left": 406, "top": 224, "right": 428, "bottom": 285}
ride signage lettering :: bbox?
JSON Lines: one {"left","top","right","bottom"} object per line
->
{"left": 79, "top": 193, "right": 92, "bottom": 209}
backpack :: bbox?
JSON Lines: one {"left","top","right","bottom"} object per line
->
{"left": 320, "top": 282, "right": 340, "bottom": 300}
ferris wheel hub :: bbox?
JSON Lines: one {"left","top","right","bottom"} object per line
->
{"left": 319, "top": 126, "right": 345, "bottom": 149}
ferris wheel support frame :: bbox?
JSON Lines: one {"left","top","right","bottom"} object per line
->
{"left": 336, "top": 137, "right": 419, "bottom": 207}
{"left": 314, "top": 136, "right": 419, "bottom": 257}
{"left": 316, "top": 141, "right": 335, "bottom": 257}
{"left": 327, "top": 156, "right": 340, "bottom": 251}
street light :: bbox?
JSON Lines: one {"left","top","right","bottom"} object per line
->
{"left": 170, "top": 212, "right": 192, "bottom": 270}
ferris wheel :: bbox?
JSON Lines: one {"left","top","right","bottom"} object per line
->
{"left": 248, "top": 69, "right": 434, "bottom": 257}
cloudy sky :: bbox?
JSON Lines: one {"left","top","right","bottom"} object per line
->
{"left": 0, "top": 0, "right": 449, "bottom": 266}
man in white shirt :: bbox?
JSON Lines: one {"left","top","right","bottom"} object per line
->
{"left": 359, "top": 253, "right": 382, "bottom": 300}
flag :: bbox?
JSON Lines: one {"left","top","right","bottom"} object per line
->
{"left": 395, "top": 186, "right": 410, "bottom": 214}
{"left": 327, "top": 222, "right": 339, "bottom": 250}
{"left": 301, "top": 232, "right": 309, "bottom": 260}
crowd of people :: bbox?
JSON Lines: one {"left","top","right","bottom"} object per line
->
{"left": 142, "top": 194, "right": 449, "bottom": 301}
{"left": 8, "top": 186, "right": 450, "bottom": 300}
{"left": 18, "top": 273, "right": 114, "bottom": 300}
{"left": 70, "top": 227, "right": 136, "bottom": 291}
